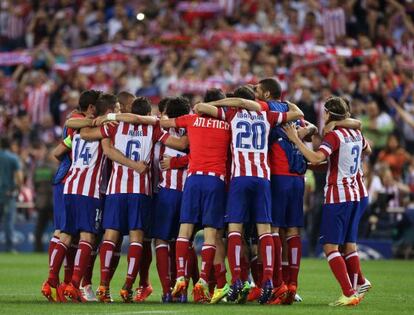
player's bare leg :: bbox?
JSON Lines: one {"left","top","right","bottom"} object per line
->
{"left": 210, "top": 229, "right": 230, "bottom": 304}
{"left": 172, "top": 223, "right": 194, "bottom": 301}
{"left": 120, "top": 229, "right": 144, "bottom": 303}
{"left": 97, "top": 229, "right": 120, "bottom": 303}
{"left": 256, "top": 223, "right": 274, "bottom": 304}
{"left": 343, "top": 242, "right": 371, "bottom": 298}
{"left": 323, "top": 243, "right": 359, "bottom": 306}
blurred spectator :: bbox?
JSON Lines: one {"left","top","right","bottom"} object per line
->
{"left": 0, "top": 136, "right": 23, "bottom": 252}
{"left": 32, "top": 142, "right": 55, "bottom": 252}
{"left": 378, "top": 134, "right": 411, "bottom": 179}
{"left": 360, "top": 101, "right": 394, "bottom": 157}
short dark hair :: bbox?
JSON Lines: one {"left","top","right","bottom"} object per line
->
{"left": 117, "top": 91, "right": 135, "bottom": 107}
{"left": 259, "top": 78, "right": 282, "bottom": 99}
{"left": 0, "top": 136, "right": 10, "bottom": 149}
{"left": 324, "top": 96, "right": 347, "bottom": 123}
{"left": 166, "top": 97, "right": 191, "bottom": 118}
{"left": 234, "top": 85, "right": 255, "bottom": 100}
{"left": 341, "top": 97, "right": 351, "bottom": 114}
{"left": 204, "top": 88, "right": 226, "bottom": 102}
{"left": 95, "top": 93, "right": 117, "bottom": 116}
{"left": 79, "top": 90, "right": 102, "bottom": 112}
{"left": 158, "top": 97, "right": 174, "bottom": 114}
{"left": 131, "top": 96, "right": 152, "bottom": 115}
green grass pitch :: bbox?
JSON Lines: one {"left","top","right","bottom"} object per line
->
{"left": 1, "top": 253, "right": 413, "bottom": 314}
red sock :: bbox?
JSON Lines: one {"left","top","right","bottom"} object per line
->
{"left": 156, "top": 244, "right": 171, "bottom": 294}
{"left": 240, "top": 253, "right": 249, "bottom": 282}
{"left": 139, "top": 240, "right": 152, "bottom": 287}
{"left": 272, "top": 233, "right": 283, "bottom": 287}
{"left": 327, "top": 251, "right": 355, "bottom": 297}
{"left": 259, "top": 233, "right": 274, "bottom": 284}
{"left": 109, "top": 242, "right": 122, "bottom": 282}
{"left": 71, "top": 241, "right": 93, "bottom": 288}
{"left": 64, "top": 244, "right": 77, "bottom": 284}
{"left": 169, "top": 240, "right": 177, "bottom": 284}
{"left": 357, "top": 269, "right": 365, "bottom": 285}
{"left": 227, "top": 232, "right": 242, "bottom": 283}
{"left": 287, "top": 235, "right": 301, "bottom": 286}
{"left": 214, "top": 263, "right": 227, "bottom": 289}
{"left": 250, "top": 256, "right": 262, "bottom": 287}
{"left": 82, "top": 249, "right": 97, "bottom": 287}
{"left": 345, "top": 251, "right": 362, "bottom": 290}
{"left": 200, "top": 244, "right": 216, "bottom": 283}
{"left": 124, "top": 242, "right": 143, "bottom": 290}
{"left": 282, "top": 261, "right": 290, "bottom": 284}
{"left": 100, "top": 240, "right": 116, "bottom": 286}
{"left": 208, "top": 266, "right": 216, "bottom": 293}
{"left": 48, "top": 241, "right": 68, "bottom": 287}
{"left": 48, "top": 236, "right": 60, "bottom": 264}
{"left": 175, "top": 238, "right": 190, "bottom": 278}
{"left": 187, "top": 245, "right": 199, "bottom": 284}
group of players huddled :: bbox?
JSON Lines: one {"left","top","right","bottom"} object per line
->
{"left": 41, "top": 78, "right": 372, "bottom": 307}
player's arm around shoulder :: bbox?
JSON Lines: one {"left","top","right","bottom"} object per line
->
{"left": 284, "top": 124, "right": 326, "bottom": 165}
{"left": 101, "top": 138, "right": 148, "bottom": 173}
{"left": 164, "top": 135, "right": 189, "bottom": 151}
{"left": 204, "top": 97, "right": 261, "bottom": 111}
{"left": 112, "top": 113, "right": 157, "bottom": 125}
{"left": 65, "top": 117, "right": 94, "bottom": 129}
{"left": 193, "top": 103, "right": 220, "bottom": 118}
{"left": 285, "top": 101, "right": 304, "bottom": 122}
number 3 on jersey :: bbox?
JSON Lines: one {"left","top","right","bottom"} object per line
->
{"left": 74, "top": 137, "right": 92, "bottom": 165}
{"left": 235, "top": 121, "right": 266, "bottom": 150}
{"left": 350, "top": 145, "right": 360, "bottom": 175}
{"left": 126, "top": 140, "right": 141, "bottom": 161}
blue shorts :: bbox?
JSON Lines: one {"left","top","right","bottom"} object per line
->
{"left": 356, "top": 196, "right": 369, "bottom": 221}
{"left": 62, "top": 194, "right": 102, "bottom": 235}
{"left": 319, "top": 201, "right": 360, "bottom": 245}
{"left": 226, "top": 177, "right": 271, "bottom": 224}
{"left": 271, "top": 175, "right": 304, "bottom": 228}
{"left": 180, "top": 175, "right": 226, "bottom": 229}
{"left": 53, "top": 183, "right": 65, "bottom": 230}
{"left": 152, "top": 188, "right": 182, "bottom": 241}
{"left": 103, "top": 193, "right": 151, "bottom": 236}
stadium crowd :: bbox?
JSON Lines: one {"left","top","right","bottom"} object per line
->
{"left": 1, "top": 0, "right": 414, "bottom": 258}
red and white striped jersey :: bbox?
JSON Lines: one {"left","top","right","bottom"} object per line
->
{"left": 159, "top": 128, "right": 188, "bottom": 191}
{"left": 102, "top": 121, "right": 169, "bottom": 195}
{"left": 218, "top": 107, "right": 287, "bottom": 179}
{"left": 319, "top": 128, "right": 368, "bottom": 204}
{"left": 63, "top": 132, "right": 104, "bottom": 198}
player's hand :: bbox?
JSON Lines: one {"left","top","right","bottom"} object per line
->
{"left": 133, "top": 161, "right": 148, "bottom": 174}
{"left": 297, "top": 126, "right": 310, "bottom": 139}
{"left": 323, "top": 121, "right": 336, "bottom": 135}
{"left": 193, "top": 103, "right": 204, "bottom": 115}
{"left": 283, "top": 124, "right": 299, "bottom": 143}
{"left": 93, "top": 115, "right": 108, "bottom": 126}
{"left": 160, "top": 155, "right": 172, "bottom": 170}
